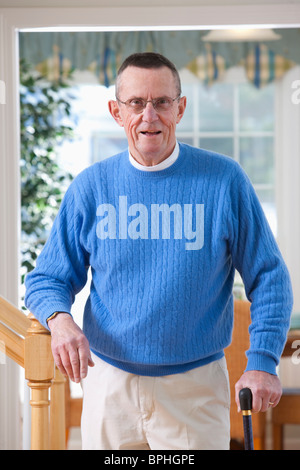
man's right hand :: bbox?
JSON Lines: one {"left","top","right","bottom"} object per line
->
{"left": 48, "top": 313, "right": 95, "bottom": 383}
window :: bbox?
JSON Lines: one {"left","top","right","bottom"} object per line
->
{"left": 177, "top": 68, "right": 276, "bottom": 234}
{"left": 59, "top": 67, "right": 276, "bottom": 234}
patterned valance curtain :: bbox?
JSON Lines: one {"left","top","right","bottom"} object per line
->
{"left": 19, "top": 29, "right": 299, "bottom": 88}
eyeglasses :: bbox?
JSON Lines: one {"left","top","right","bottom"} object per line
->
{"left": 116, "top": 94, "right": 181, "bottom": 114}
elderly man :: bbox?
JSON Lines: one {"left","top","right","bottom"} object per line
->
{"left": 25, "top": 52, "right": 293, "bottom": 450}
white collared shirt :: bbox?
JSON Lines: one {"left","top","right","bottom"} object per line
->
{"left": 128, "top": 141, "right": 179, "bottom": 172}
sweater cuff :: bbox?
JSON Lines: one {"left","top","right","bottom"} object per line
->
{"left": 33, "top": 304, "right": 72, "bottom": 330}
{"left": 245, "top": 352, "right": 278, "bottom": 375}
{"left": 46, "top": 311, "right": 72, "bottom": 325}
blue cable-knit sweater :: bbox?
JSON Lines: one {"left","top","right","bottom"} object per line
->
{"left": 25, "top": 143, "right": 293, "bottom": 376}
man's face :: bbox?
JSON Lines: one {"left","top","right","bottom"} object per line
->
{"left": 109, "top": 66, "right": 186, "bottom": 166}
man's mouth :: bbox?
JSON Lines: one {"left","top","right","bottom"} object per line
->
{"left": 140, "top": 131, "right": 162, "bottom": 136}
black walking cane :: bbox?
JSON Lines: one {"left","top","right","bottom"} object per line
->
{"left": 239, "top": 387, "right": 254, "bottom": 450}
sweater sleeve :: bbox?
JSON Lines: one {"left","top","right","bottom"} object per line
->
{"left": 226, "top": 164, "right": 293, "bottom": 375}
{"left": 24, "top": 179, "right": 90, "bottom": 329}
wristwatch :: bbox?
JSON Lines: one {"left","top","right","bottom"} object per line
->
{"left": 47, "top": 311, "right": 69, "bottom": 323}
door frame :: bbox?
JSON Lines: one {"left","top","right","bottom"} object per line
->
{"left": 0, "top": 3, "right": 299, "bottom": 450}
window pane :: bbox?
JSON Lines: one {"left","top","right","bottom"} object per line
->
{"left": 200, "top": 137, "right": 233, "bottom": 157}
{"left": 178, "top": 83, "right": 195, "bottom": 132}
{"left": 255, "top": 188, "right": 275, "bottom": 205}
{"left": 239, "top": 83, "right": 274, "bottom": 132}
{"left": 178, "top": 137, "right": 195, "bottom": 147}
{"left": 73, "top": 84, "right": 116, "bottom": 131}
{"left": 91, "top": 135, "right": 128, "bottom": 163}
{"left": 239, "top": 137, "right": 274, "bottom": 185}
{"left": 198, "top": 84, "right": 234, "bottom": 132}
{"left": 255, "top": 188, "right": 277, "bottom": 236}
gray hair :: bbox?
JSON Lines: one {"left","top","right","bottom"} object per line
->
{"left": 115, "top": 52, "right": 181, "bottom": 96}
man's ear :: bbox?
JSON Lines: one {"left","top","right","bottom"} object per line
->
{"left": 108, "top": 100, "right": 124, "bottom": 127}
{"left": 176, "top": 96, "right": 187, "bottom": 124}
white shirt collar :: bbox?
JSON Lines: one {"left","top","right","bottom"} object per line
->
{"left": 128, "top": 141, "right": 179, "bottom": 172}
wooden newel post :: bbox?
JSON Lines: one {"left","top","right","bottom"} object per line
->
{"left": 25, "top": 313, "right": 54, "bottom": 450}
{"left": 50, "top": 366, "right": 66, "bottom": 450}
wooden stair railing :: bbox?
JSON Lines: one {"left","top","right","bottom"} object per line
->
{"left": 0, "top": 295, "right": 70, "bottom": 450}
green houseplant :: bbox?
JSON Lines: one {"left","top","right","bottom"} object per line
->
{"left": 20, "top": 60, "right": 74, "bottom": 292}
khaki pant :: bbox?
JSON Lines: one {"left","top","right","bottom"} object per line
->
{"left": 81, "top": 353, "right": 230, "bottom": 450}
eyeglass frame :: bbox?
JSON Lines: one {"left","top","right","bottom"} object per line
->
{"left": 115, "top": 94, "right": 182, "bottom": 113}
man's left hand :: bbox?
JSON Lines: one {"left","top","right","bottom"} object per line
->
{"left": 235, "top": 370, "right": 282, "bottom": 413}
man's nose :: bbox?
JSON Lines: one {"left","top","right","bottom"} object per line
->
{"left": 142, "top": 101, "right": 159, "bottom": 122}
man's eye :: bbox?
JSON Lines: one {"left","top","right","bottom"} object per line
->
{"left": 155, "top": 98, "right": 172, "bottom": 109}
{"left": 129, "top": 99, "right": 144, "bottom": 107}
{"left": 156, "top": 98, "right": 169, "bottom": 105}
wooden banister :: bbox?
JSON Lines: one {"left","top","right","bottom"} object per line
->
{"left": 65, "top": 379, "right": 82, "bottom": 430}
{"left": 0, "top": 296, "right": 68, "bottom": 450}
{"left": 0, "top": 322, "right": 24, "bottom": 367}
{"left": 24, "top": 313, "right": 54, "bottom": 450}
{"left": 0, "top": 295, "right": 31, "bottom": 336}
{"left": 50, "top": 367, "right": 66, "bottom": 450}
